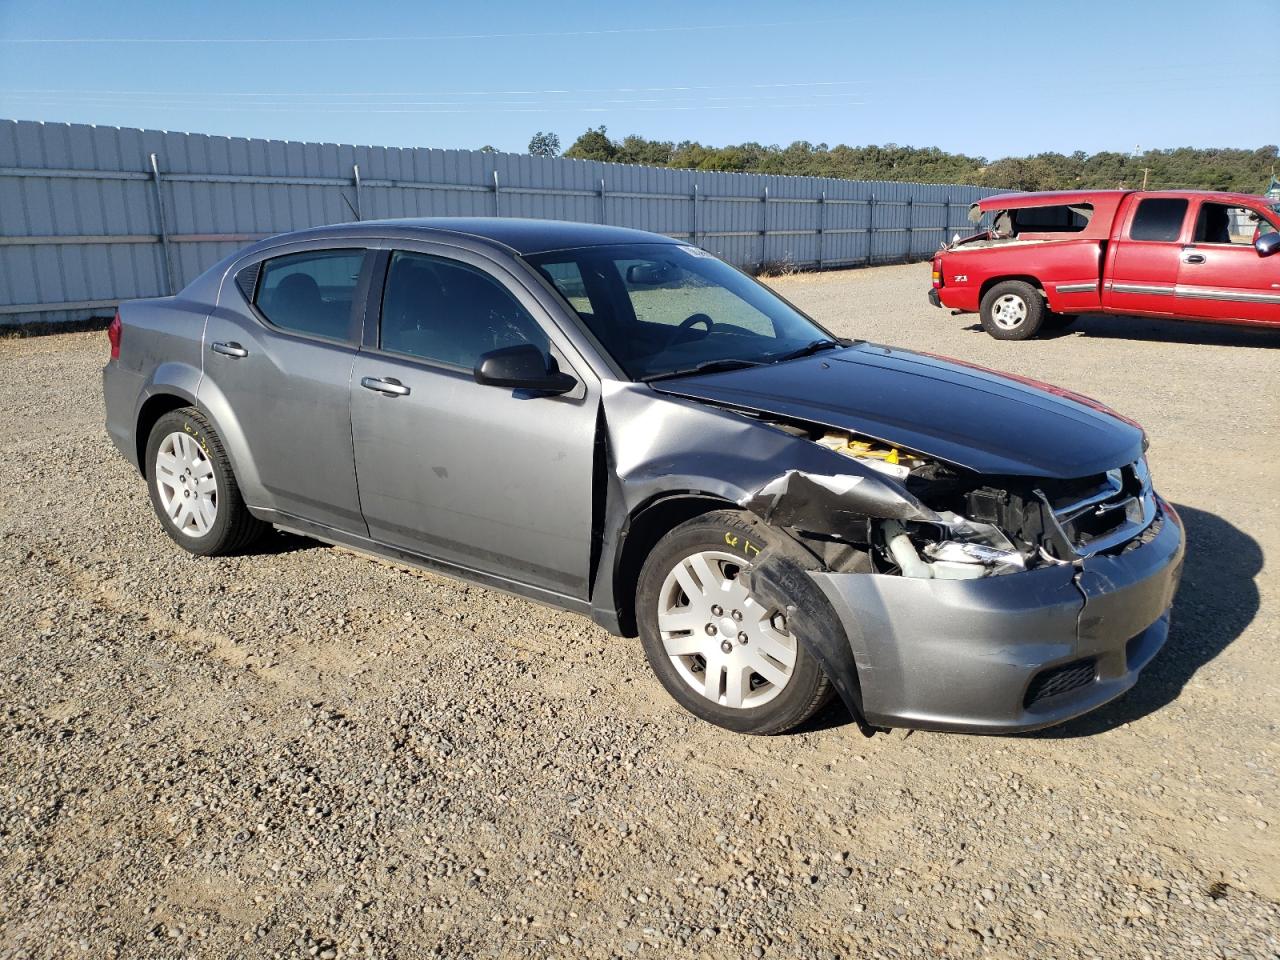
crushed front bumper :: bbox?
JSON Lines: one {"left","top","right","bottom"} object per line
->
{"left": 810, "top": 499, "right": 1184, "bottom": 733}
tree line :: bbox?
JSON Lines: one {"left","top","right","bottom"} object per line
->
{"left": 519, "top": 128, "right": 1278, "bottom": 194}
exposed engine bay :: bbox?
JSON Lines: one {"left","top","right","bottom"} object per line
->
{"left": 742, "top": 419, "right": 1158, "bottom": 582}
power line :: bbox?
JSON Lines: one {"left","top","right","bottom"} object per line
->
{"left": 0, "top": 80, "right": 870, "bottom": 99}
{"left": 0, "top": 18, "right": 858, "bottom": 44}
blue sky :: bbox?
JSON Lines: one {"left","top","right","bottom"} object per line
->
{"left": 1, "top": 0, "right": 1275, "bottom": 158}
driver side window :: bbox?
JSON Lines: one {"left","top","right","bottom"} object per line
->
{"left": 1193, "top": 203, "right": 1273, "bottom": 246}
{"left": 379, "top": 251, "right": 550, "bottom": 369}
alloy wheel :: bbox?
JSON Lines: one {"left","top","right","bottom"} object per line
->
{"left": 991, "top": 293, "right": 1029, "bottom": 329}
{"left": 154, "top": 431, "right": 217, "bottom": 537}
{"left": 657, "top": 549, "right": 797, "bottom": 709}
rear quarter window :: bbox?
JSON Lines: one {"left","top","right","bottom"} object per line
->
{"left": 1128, "top": 198, "right": 1189, "bottom": 242}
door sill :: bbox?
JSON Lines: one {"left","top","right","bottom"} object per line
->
{"left": 252, "top": 507, "right": 594, "bottom": 617}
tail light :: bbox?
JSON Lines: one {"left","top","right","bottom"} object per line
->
{"left": 931, "top": 256, "right": 944, "bottom": 289}
{"left": 107, "top": 310, "right": 122, "bottom": 360}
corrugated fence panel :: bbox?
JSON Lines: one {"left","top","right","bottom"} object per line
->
{"left": 0, "top": 119, "right": 1000, "bottom": 325}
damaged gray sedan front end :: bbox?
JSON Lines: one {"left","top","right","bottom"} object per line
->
{"left": 606, "top": 343, "right": 1184, "bottom": 734}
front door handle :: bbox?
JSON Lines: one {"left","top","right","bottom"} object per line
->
{"left": 211, "top": 341, "right": 249, "bottom": 358}
{"left": 1182, "top": 253, "right": 1206, "bottom": 265}
{"left": 360, "top": 376, "right": 411, "bottom": 397}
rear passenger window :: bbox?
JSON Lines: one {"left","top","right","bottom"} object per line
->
{"left": 255, "top": 250, "right": 364, "bottom": 341}
{"left": 380, "top": 252, "right": 549, "bottom": 369}
{"left": 1128, "top": 199, "right": 1189, "bottom": 242}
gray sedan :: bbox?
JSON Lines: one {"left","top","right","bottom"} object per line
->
{"left": 103, "top": 218, "right": 1183, "bottom": 735}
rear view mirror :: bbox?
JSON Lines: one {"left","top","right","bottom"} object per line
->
{"left": 626, "top": 262, "right": 674, "bottom": 286}
{"left": 1254, "top": 231, "right": 1280, "bottom": 257}
{"left": 474, "top": 344, "right": 577, "bottom": 395}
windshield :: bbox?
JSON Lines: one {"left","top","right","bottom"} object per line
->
{"left": 524, "top": 243, "right": 835, "bottom": 380}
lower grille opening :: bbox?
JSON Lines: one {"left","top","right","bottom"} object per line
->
{"left": 1024, "top": 658, "right": 1097, "bottom": 708}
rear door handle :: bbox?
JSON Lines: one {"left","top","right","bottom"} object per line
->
{"left": 360, "top": 376, "right": 410, "bottom": 397}
{"left": 1182, "top": 253, "right": 1206, "bottom": 264}
{"left": 211, "top": 341, "right": 249, "bottom": 358}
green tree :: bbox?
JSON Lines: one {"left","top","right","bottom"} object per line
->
{"left": 547, "top": 130, "right": 1277, "bottom": 192}
{"left": 564, "top": 126, "right": 617, "bottom": 162}
{"left": 527, "top": 131, "right": 561, "bottom": 158}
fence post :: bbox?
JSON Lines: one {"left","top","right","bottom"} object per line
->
{"left": 599, "top": 178, "right": 607, "bottom": 225}
{"left": 867, "top": 193, "right": 876, "bottom": 264}
{"left": 149, "top": 153, "right": 175, "bottom": 295}
{"left": 817, "top": 190, "right": 825, "bottom": 269}
{"left": 493, "top": 170, "right": 501, "bottom": 217}
{"left": 905, "top": 195, "right": 913, "bottom": 263}
{"left": 761, "top": 186, "right": 769, "bottom": 267}
{"left": 691, "top": 181, "right": 698, "bottom": 246}
{"left": 352, "top": 163, "right": 363, "bottom": 221}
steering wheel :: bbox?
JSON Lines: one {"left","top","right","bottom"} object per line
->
{"left": 659, "top": 313, "right": 714, "bottom": 352}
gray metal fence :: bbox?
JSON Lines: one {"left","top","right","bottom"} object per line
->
{"left": 0, "top": 119, "right": 997, "bottom": 325}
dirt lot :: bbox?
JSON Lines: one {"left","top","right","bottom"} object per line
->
{"left": 1, "top": 263, "right": 1277, "bottom": 960}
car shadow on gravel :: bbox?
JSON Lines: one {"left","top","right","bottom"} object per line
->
{"left": 252, "top": 529, "right": 326, "bottom": 556}
{"left": 963, "top": 316, "right": 1279, "bottom": 348}
{"left": 1029, "top": 503, "right": 1262, "bottom": 739}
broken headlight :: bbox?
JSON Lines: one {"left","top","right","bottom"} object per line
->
{"left": 883, "top": 513, "right": 1027, "bottom": 580}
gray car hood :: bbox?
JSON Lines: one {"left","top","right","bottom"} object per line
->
{"left": 650, "top": 343, "right": 1144, "bottom": 480}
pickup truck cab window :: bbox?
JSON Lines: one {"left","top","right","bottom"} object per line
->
{"left": 1193, "top": 202, "right": 1273, "bottom": 245}
{"left": 379, "top": 250, "right": 549, "bottom": 368}
{"left": 254, "top": 249, "right": 365, "bottom": 342}
{"left": 1128, "top": 198, "right": 1189, "bottom": 242}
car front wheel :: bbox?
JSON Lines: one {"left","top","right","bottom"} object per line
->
{"left": 636, "top": 511, "right": 833, "bottom": 734}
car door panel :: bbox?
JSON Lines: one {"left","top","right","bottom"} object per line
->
{"left": 1175, "top": 202, "right": 1280, "bottom": 324}
{"left": 199, "top": 246, "right": 371, "bottom": 533}
{"left": 1103, "top": 196, "right": 1190, "bottom": 316}
{"left": 350, "top": 245, "right": 597, "bottom": 598}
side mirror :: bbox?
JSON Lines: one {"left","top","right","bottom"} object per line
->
{"left": 1254, "top": 231, "right": 1280, "bottom": 257}
{"left": 474, "top": 344, "right": 576, "bottom": 395}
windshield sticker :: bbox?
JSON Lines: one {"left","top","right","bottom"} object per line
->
{"left": 681, "top": 245, "right": 715, "bottom": 259}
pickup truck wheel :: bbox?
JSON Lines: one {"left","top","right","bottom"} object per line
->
{"left": 636, "top": 511, "right": 833, "bottom": 735}
{"left": 145, "top": 407, "right": 267, "bottom": 556}
{"left": 980, "top": 281, "right": 1045, "bottom": 340}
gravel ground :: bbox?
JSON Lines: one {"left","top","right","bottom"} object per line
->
{"left": 1, "top": 262, "right": 1277, "bottom": 959}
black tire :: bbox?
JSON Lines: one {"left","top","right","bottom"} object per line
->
{"left": 979, "top": 280, "right": 1045, "bottom": 340}
{"left": 1044, "top": 312, "right": 1079, "bottom": 329}
{"left": 144, "top": 407, "right": 267, "bottom": 556}
{"left": 636, "top": 510, "right": 833, "bottom": 735}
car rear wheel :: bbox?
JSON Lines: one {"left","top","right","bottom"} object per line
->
{"left": 145, "top": 407, "right": 266, "bottom": 556}
{"left": 636, "top": 511, "right": 833, "bottom": 734}
{"left": 980, "top": 280, "right": 1045, "bottom": 340}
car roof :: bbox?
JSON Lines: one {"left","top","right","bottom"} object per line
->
{"left": 254, "top": 217, "right": 683, "bottom": 257}
{"left": 976, "top": 188, "right": 1270, "bottom": 212}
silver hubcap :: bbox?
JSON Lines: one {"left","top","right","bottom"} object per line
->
{"left": 155, "top": 431, "right": 217, "bottom": 537}
{"left": 991, "top": 293, "right": 1028, "bottom": 329}
{"left": 657, "top": 549, "right": 797, "bottom": 710}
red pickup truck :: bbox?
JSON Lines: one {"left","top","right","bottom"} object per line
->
{"left": 929, "top": 189, "right": 1280, "bottom": 339}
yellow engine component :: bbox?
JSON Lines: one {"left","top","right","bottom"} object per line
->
{"left": 816, "top": 433, "right": 902, "bottom": 463}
